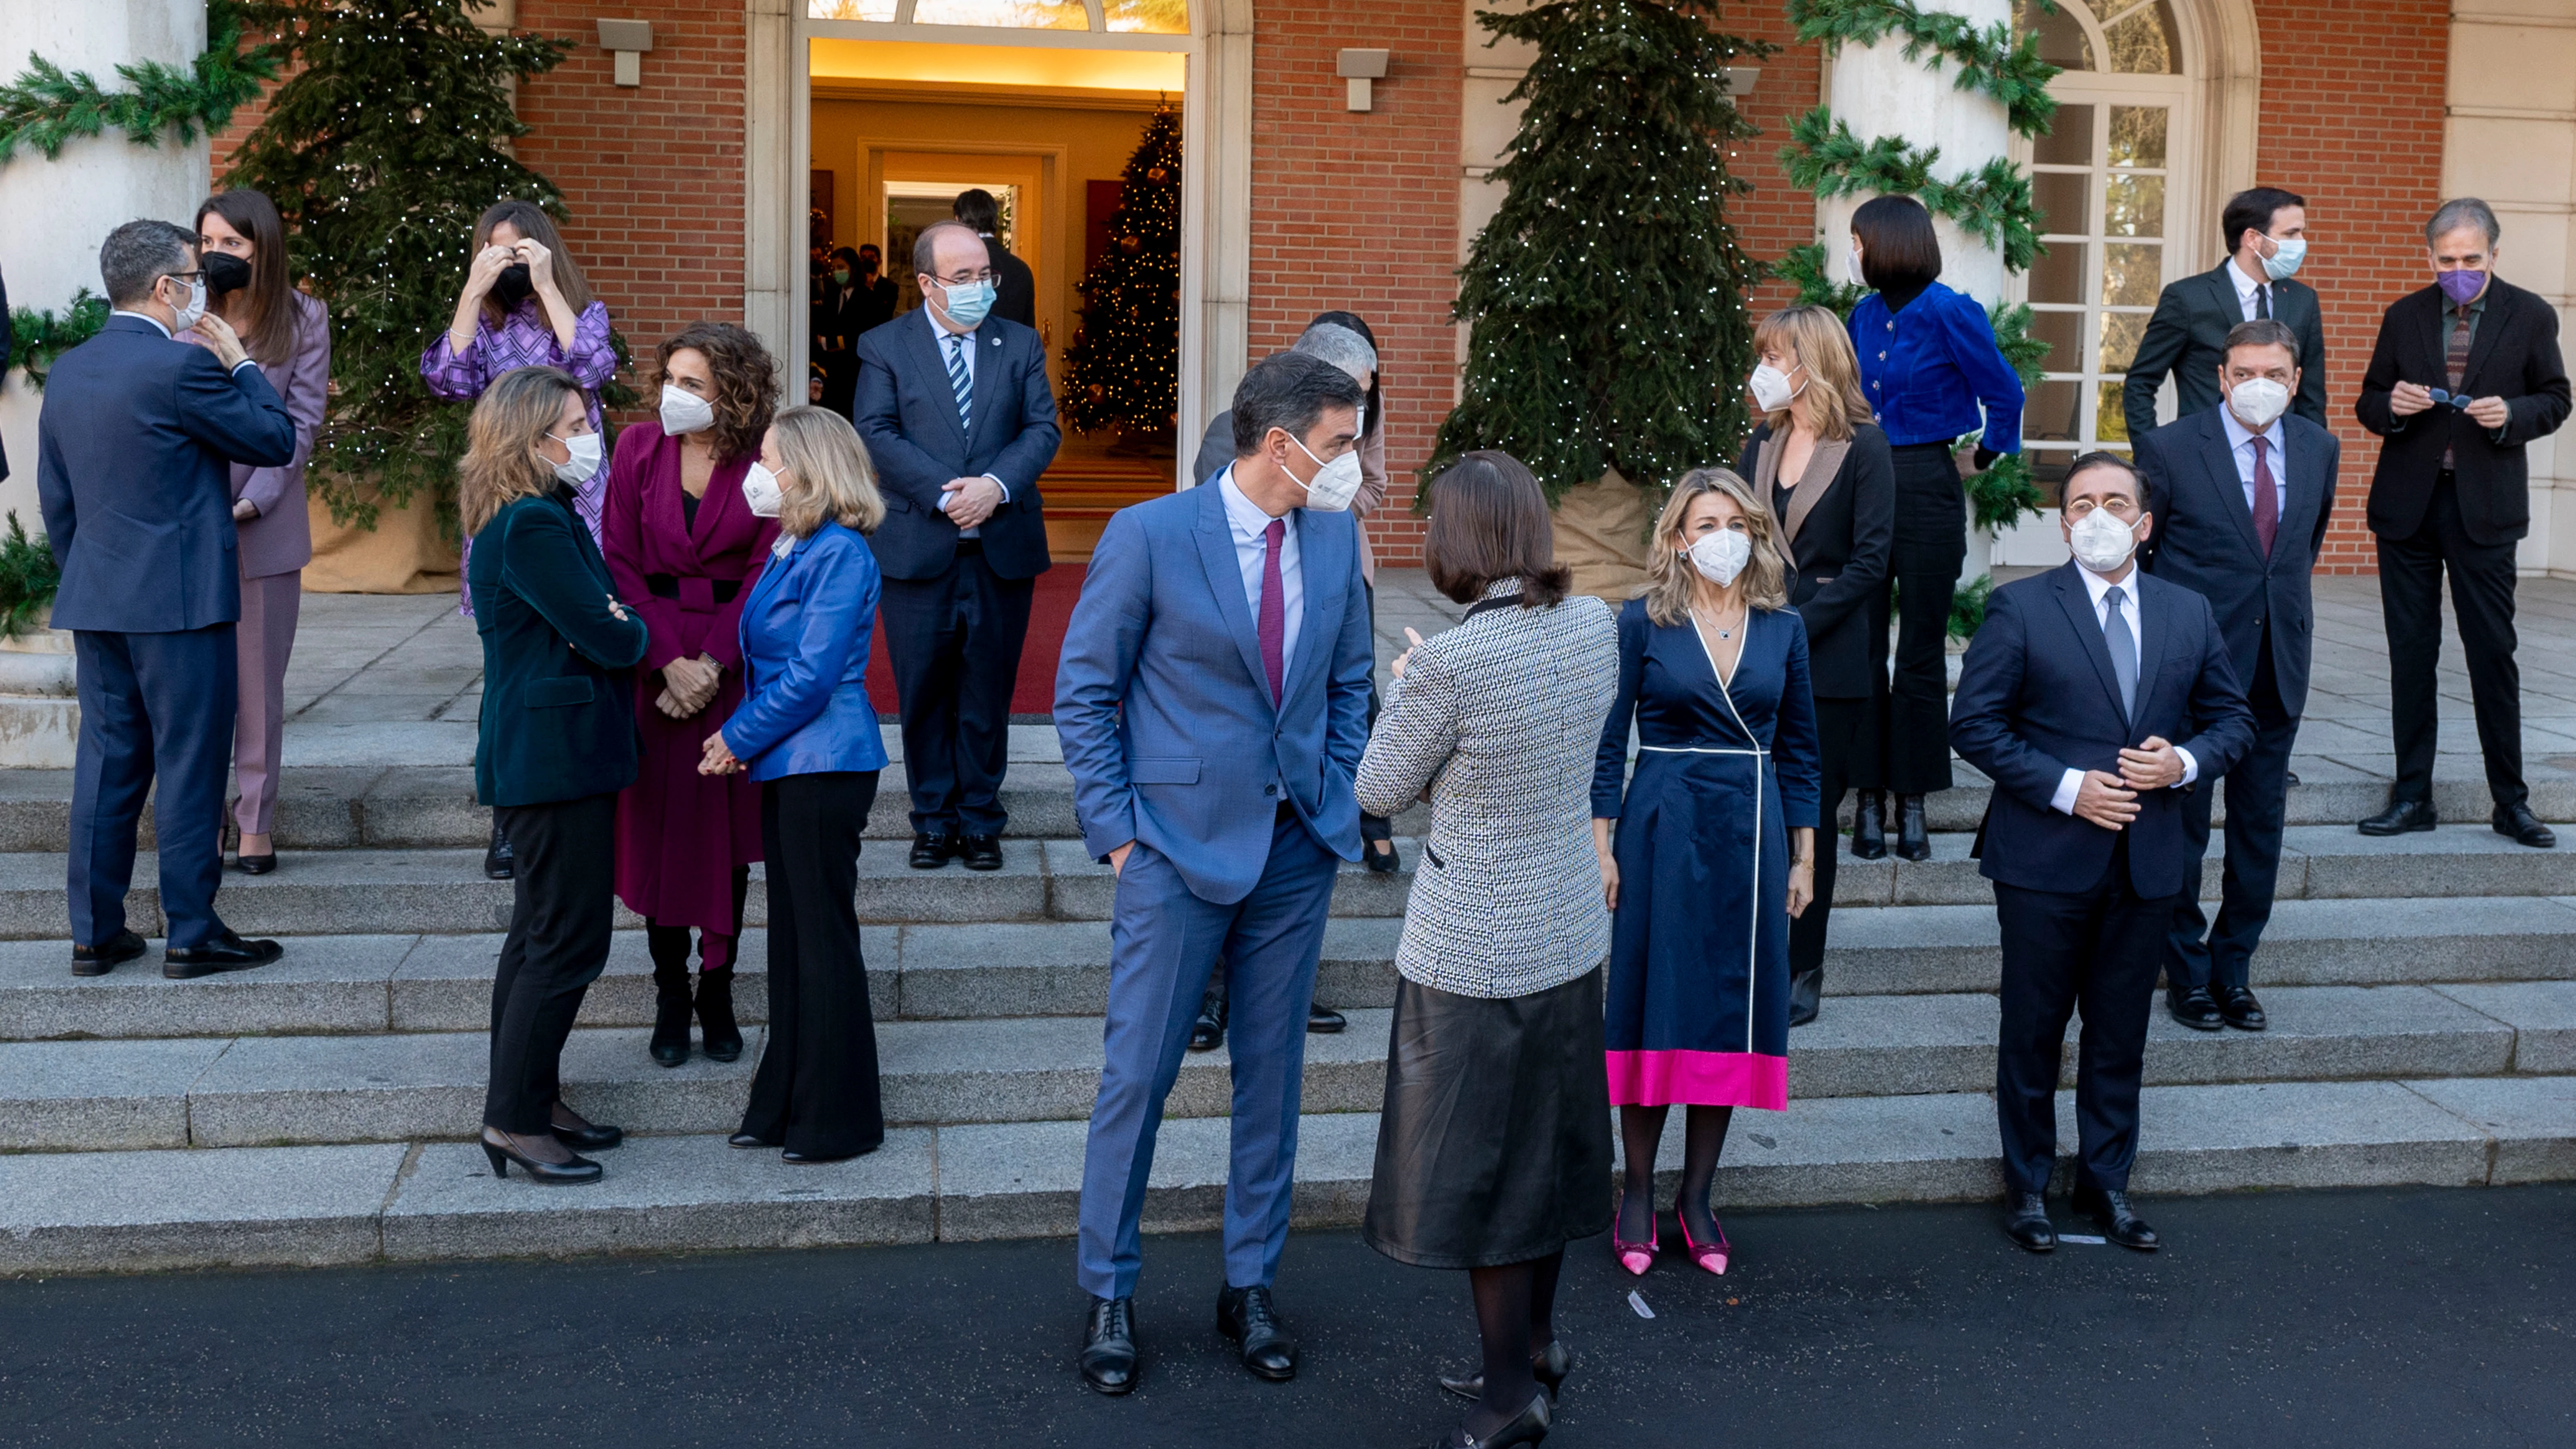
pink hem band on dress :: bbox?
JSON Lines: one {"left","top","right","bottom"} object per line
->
{"left": 1606, "top": 1050, "right": 1788, "bottom": 1110}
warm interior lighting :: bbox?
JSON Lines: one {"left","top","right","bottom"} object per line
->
{"left": 809, "top": 37, "right": 1186, "bottom": 92}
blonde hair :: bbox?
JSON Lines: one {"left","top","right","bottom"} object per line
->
{"left": 769, "top": 405, "right": 886, "bottom": 538}
{"left": 1754, "top": 305, "right": 1872, "bottom": 442}
{"left": 459, "top": 367, "right": 582, "bottom": 537}
{"left": 1641, "top": 467, "right": 1792, "bottom": 626}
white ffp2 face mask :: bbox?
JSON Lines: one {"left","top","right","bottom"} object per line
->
{"left": 1687, "top": 528, "right": 1753, "bottom": 587}
{"left": 1750, "top": 363, "right": 1804, "bottom": 414}
{"left": 2227, "top": 376, "right": 2292, "bottom": 431}
{"left": 659, "top": 384, "right": 716, "bottom": 436}
{"left": 549, "top": 431, "right": 602, "bottom": 487}
{"left": 167, "top": 274, "right": 207, "bottom": 333}
{"left": 2068, "top": 506, "right": 2141, "bottom": 572}
{"left": 1289, "top": 433, "right": 1364, "bottom": 512}
{"left": 741, "top": 461, "right": 784, "bottom": 518}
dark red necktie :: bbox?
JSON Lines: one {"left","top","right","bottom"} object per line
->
{"left": 1258, "top": 518, "right": 1286, "bottom": 704}
{"left": 2250, "top": 434, "right": 2278, "bottom": 559}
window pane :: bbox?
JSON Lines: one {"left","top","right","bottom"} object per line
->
{"left": 2104, "top": 2, "right": 2179, "bottom": 74}
{"left": 2102, "top": 242, "right": 2162, "bottom": 305}
{"left": 2030, "top": 309, "right": 2085, "bottom": 369}
{"left": 2098, "top": 312, "right": 2151, "bottom": 372}
{"left": 910, "top": 0, "right": 1089, "bottom": 26}
{"left": 1104, "top": 0, "right": 1190, "bottom": 31}
{"left": 2108, "top": 105, "right": 2168, "bottom": 167}
{"left": 2026, "top": 380, "right": 2083, "bottom": 443}
{"left": 2015, "top": 0, "right": 2094, "bottom": 71}
{"left": 2032, "top": 171, "right": 2089, "bottom": 237}
{"left": 809, "top": 0, "right": 900, "bottom": 16}
{"left": 2105, "top": 174, "right": 2163, "bottom": 237}
{"left": 2095, "top": 382, "right": 2131, "bottom": 443}
{"left": 2029, "top": 240, "right": 2087, "bottom": 304}
{"left": 2034, "top": 102, "right": 2093, "bottom": 166}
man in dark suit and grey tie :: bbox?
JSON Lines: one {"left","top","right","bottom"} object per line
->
{"left": 853, "top": 219, "right": 1060, "bottom": 872}
{"left": 1951, "top": 454, "right": 2255, "bottom": 1254}
{"left": 2137, "top": 319, "right": 2339, "bottom": 1033}
{"left": 2123, "top": 187, "right": 2328, "bottom": 442}
{"left": 2355, "top": 198, "right": 2572, "bottom": 847}
{"left": 36, "top": 220, "right": 298, "bottom": 978}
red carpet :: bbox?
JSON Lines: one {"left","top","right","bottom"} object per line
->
{"left": 865, "top": 563, "right": 1086, "bottom": 721}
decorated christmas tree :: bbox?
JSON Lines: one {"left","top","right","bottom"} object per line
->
{"left": 1428, "top": 0, "right": 1771, "bottom": 505}
{"left": 1061, "top": 102, "right": 1181, "bottom": 451}
{"left": 222, "top": 0, "right": 582, "bottom": 529}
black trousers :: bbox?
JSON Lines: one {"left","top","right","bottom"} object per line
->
{"left": 2380, "top": 474, "right": 2524, "bottom": 807}
{"left": 484, "top": 792, "right": 619, "bottom": 1134}
{"left": 1790, "top": 697, "right": 1870, "bottom": 982}
{"left": 1993, "top": 835, "right": 2176, "bottom": 1197}
{"left": 1880, "top": 442, "right": 1965, "bottom": 795}
{"left": 739, "top": 771, "right": 885, "bottom": 1158}
{"left": 2167, "top": 633, "right": 2298, "bottom": 991}
{"left": 882, "top": 546, "right": 1035, "bottom": 837}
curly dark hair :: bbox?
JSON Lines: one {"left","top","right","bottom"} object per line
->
{"left": 648, "top": 323, "right": 779, "bottom": 465}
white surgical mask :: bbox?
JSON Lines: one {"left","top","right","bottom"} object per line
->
{"left": 1687, "top": 528, "right": 1753, "bottom": 587}
{"left": 742, "top": 461, "right": 784, "bottom": 518}
{"left": 548, "top": 431, "right": 602, "bottom": 486}
{"left": 659, "top": 384, "right": 715, "bottom": 436}
{"left": 167, "top": 274, "right": 207, "bottom": 333}
{"left": 1845, "top": 245, "right": 1865, "bottom": 286}
{"left": 1749, "top": 363, "right": 1804, "bottom": 414}
{"left": 2260, "top": 235, "right": 2307, "bottom": 282}
{"left": 1288, "top": 433, "right": 1364, "bottom": 512}
{"left": 2068, "top": 506, "right": 2141, "bottom": 573}
{"left": 2228, "top": 376, "right": 2292, "bottom": 431}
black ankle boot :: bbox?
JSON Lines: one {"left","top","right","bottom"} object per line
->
{"left": 1896, "top": 793, "right": 1931, "bottom": 862}
{"left": 649, "top": 961, "right": 693, "bottom": 1069}
{"left": 696, "top": 966, "right": 743, "bottom": 1063}
{"left": 1851, "top": 791, "right": 1888, "bottom": 860}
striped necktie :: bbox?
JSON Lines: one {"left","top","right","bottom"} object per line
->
{"left": 2444, "top": 305, "right": 2472, "bottom": 470}
{"left": 945, "top": 332, "right": 973, "bottom": 430}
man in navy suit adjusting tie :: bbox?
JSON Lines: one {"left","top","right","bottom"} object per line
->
{"left": 1951, "top": 454, "right": 2255, "bottom": 1256}
{"left": 36, "top": 221, "right": 298, "bottom": 979}
{"left": 2137, "top": 319, "right": 2339, "bottom": 1034}
{"left": 1053, "top": 353, "right": 1374, "bottom": 1394}
{"left": 852, "top": 220, "right": 1059, "bottom": 873}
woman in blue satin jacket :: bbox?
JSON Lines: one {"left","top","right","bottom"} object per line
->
{"left": 1843, "top": 194, "right": 2026, "bottom": 867}
{"left": 700, "top": 405, "right": 891, "bottom": 1163}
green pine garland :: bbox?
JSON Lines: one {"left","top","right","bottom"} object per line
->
{"left": 2, "top": 288, "right": 111, "bottom": 391}
{"left": 1780, "top": 109, "right": 2044, "bottom": 274}
{"left": 0, "top": 0, "right": 281, "bottom": 164}
{"left": 1787, "top": 0, "right": 2060, "bottom": 138}
{"left": 0, "top": 512, "right": 62, "bottom": 639}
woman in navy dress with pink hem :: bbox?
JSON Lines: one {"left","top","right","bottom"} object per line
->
{"left": 1593, "top": 467, "right": 1820, "bottom": 1279}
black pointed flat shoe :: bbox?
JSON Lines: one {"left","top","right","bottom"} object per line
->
{"left": 233, "top": 852, "right": 277, "bottom": 875}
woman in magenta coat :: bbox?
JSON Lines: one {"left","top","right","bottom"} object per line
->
{"left": 602, "top": 323, "right": 781, "bottom": 1067}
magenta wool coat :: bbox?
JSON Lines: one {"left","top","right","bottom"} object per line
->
{"left": 602, "top": 421, "right": 779, "bottom": 935}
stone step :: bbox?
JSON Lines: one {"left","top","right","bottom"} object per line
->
{"left": 3, "top": 1075, "right": 2566, "bottom": 1275}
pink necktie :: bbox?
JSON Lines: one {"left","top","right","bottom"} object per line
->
{"left": 2250, "top": 435, "right": 2278, "bottom": 559}
{"left": 1257, "top": 519, "right": 1286, "bottom": 705}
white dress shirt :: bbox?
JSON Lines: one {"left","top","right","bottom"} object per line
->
{"left": 2228, "top": 258, "right": 2274, "bottom": 323}
{"left": 2218, "top": 404, "right": 2289, "bottom": 519}
{"left": 113, "top": 309, "right": 256, "bottom": 373}
{"left": 925, "top": 307, "right": 1008, "bottom": 535}
{"left": 2048, "top": 561, "right": 2199, "bottom": 816}
{"left": 1216, "top": 464, "right": 1302, "bottom": 681}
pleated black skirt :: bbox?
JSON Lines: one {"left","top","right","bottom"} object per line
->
{"left": 1362, "top": 968, "right": 1614, "bottom": 1269}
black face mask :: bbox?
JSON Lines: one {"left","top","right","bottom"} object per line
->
{"left": 491, "top": 262, "right": 535, "bottom": 307}
{"left": 859, "top": 258, "right": 880, "bottom": 277}
{"left": 203, "top": 252, "right": 253, "bottom": 298}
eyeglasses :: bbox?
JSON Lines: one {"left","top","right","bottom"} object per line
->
{"left": 935, "top": 270, "right": 997, "bottom": 286}
{"left": 2427, "top": 388, "right": 2470, "bottom": 410}
{"left": 2062, "top": 496, "right": 2141, "bottom": 521}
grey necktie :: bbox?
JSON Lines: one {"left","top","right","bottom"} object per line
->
{"left": 2103, "top": 584, "right": 2137, "bottom": 721}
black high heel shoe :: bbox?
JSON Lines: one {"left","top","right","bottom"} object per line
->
{"left": 1895, "top": 793, "right": 1932, "bottom": 862}
{"left": 1430, "top": 1391, "right": 1551, "bottom": 1448}
{"left": 1851, "top": 791, "right": 1888, "bottom": 860}
{"left": 480, "top": 1126, "right": 602, "bottom": 1184}
{"left": 1362, "top": 834, "right": 1400, "bottom": 874}
{"left": 549, "top": 1102, "right": 623, "bottom": 1152}
{"left": 1439, "top": 1339, "right": 1572, "bottom": 1402}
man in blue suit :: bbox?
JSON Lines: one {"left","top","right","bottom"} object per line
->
{"left": 1054, "top": 353, "right": 1373, "bottom": 1394}
{"left": 1952, "top": 454, "right": 2254, "bottom": 1256}
{"left": 2139, "top": 319, "right": 2340, "bottom": 1034}
{"left": 37, "top": 220, "right": 297, "bottom": 978}
{"left": 852, "top": 220, "right": 1058, "bottom": 873}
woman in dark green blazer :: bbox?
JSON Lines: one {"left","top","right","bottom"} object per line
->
{"left": 463, "top": 366, "right": 650, "bottom": 1184}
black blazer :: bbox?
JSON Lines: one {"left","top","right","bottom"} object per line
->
{"left": 2357, "top": 277, "right": 2572, "bottom": 547}
{"left": 1951, "top": 562, "right": 2255, "bottom": 899}
{"left": 469, "top": 486, "right": 651, "bottom": 808}
{"left": 986, "top": 238, "right": 1038, "bottom": 330}
{"left": 1736, "top": 422, "right": 1894, "bottom": 700}
{"left": 2123, "top": 263, "right": 2328, "bottom": 442}
{"left": 2137, "top": 407, "right": 2339, "bottom": 717}
{"left": 851, "top": 311, "right": 1059, "bottom": 581}
{"left": 811, "top": 278, "right": 895, "bottom": 355}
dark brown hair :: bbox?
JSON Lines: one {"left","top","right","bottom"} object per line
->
{"left": 2221, "top": 317, "right": 2300, "bottom": 366}
{"left": 470, "top": 200, "right": 593, "bottom": 324}
{"left": 1423, "top": 451, "right": 1570, "bottom": 609}
{"left": 195, "top": 189, "right": 301, "bottom": 369}
{"left": 1851, "top": 194, "right": 1943, "bottom": 291}
{"left": 649, "top": 322, "right": 779, "bottom": 465}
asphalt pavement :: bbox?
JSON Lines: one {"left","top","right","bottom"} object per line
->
{"left": 1, "top": 1184, "right": 2568, "bottom": 1448}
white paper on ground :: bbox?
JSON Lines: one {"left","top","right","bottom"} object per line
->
{"left": 1628, "top": 1291, "right": 1655, "bottom": 1319}
{"left": 2060, "top": 1233, "right": 2109, "bottom": 1245}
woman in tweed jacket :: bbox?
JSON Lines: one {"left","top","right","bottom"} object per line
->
{"left": 1355, "top": 451, "right": 1618, "bottom": 1449}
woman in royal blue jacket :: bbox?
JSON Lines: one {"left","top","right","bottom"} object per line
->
{"left": 699, "top": 405, "right": 892, "bottom": 1163}
{"left": 1844, "top": 195, "right": 2026, "bottom": 865}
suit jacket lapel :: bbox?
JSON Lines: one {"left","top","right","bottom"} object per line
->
{"left": 2053, "top": 563, "right": 2130, "bottom": 728}
{"left": 2281, "top": 423, "right": 2327, "bottom": 562}
{"left": 2193, "top": 412, "right": 2264, "bottom": 560}
{"left": 963, "top": 328, "right": 1004, "bottom": 455}
{"left": 2463, "top": 285, "right": 2512, "bottom": 391}
{"left": 1781, "top": 438, "right": 1851, "bottom": 546}
{"left": 2130, "top": 574, "right": 2170, "bottom": 738}
{"left": 2202, "top": 263, "right": 2238, "bottom": 329}
{"left": 909, "top": 317, "right": 973, "bottom": 454}
{"left": 1192, "top": 475, "right": 1277, "bottom": 712}
{"left": 2415, "top": 287, "right": 2450, "bottom": 384}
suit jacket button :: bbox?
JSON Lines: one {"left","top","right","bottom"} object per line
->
{"left": 1264, "top": 784, "right": 1278, "bottom": 796}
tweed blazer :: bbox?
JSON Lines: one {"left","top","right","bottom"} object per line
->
{"left": 1354, "top": 583, "right": 1620, "bottom": 998}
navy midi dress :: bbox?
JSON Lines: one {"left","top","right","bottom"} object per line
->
{"left": 1593, "top": 598, "right": 1822, "bottom": 1110}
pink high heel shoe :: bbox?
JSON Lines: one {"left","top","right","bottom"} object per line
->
{"left": 1613, "top": 1189, "right": 1658, "bottom": 1276}
{"left": 1679, "top": 1215, "right": 1730, "bottom": 1276}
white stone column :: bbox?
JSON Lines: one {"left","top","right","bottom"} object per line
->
{"left": 0, "top": 0, "right": 213, "bottom": 525}
{"left": 1816, "top": 0, "right": 2015, "bottom": 307}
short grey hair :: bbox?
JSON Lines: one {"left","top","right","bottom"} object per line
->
{"left": 2425, "top": 198, "right": 2501, "bottom": 249}
{"left": 99, "top": 219, "right": 197, "bottom": 308}
{"left": 912, "top": 220, "right": 985, "bottom": 280}
{"left": 1291, "top": 321, "right": 1378, "bottom": 381}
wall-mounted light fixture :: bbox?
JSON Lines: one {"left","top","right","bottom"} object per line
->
{"left": 1337, "top": 49, "right": 1390, "bottom": 112}
{"left": 598, "top": 19, "right": 653, "bottom": 88}
{"left": 1722, "top": 65, "right": 1762, "bottom": 99}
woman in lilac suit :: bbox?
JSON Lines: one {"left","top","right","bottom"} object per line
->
{"left": 603, "top": 323, "right": 780, "bottom": 1068}
{"left": 189, "top": 190, "right": 330, "bottom": 875}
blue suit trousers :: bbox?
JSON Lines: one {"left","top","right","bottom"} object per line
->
{"left": 70, "top": 626, "right": 237, "bottom": 949}
{"left": 1076, "top": 810, "right": 1339, "bottom": 1300}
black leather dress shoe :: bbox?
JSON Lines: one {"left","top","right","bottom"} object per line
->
{"left": 1215, "top": 1283, "right": 1298, "bottom": 1381}
{"left": 961, "top": 833, "right": 1004, "bottom": 871}
{"left": 2072, "top": 1184, "right": 2159, "bottom": 1251}
{"left": 163, "top": 930, "right": 283, "bottom": 979}
{"left": 908, "top": 831, "right": 956, "bottom": 869}
{"left": 2003, "top": 1192, "right": 2055, "bottom": 1253}
{"left": 2167, "top": 984, "right": 2224, "bottom": 1031}
{"left": 1079, "top": 1295, "right": 1139, "bottom": 1395}
{"left": 1895, "top": 793, "right": 1932, "bottom": 862}
{"left": 1306, "top": 1004, "right": 1346, "bottom": 1033}
{"left": 1188, "top": 990, "right": 1227, "bottom": 1052}
{"left": 1850, "top": 791, "right": 1888, "bottom": 860}
{"left": 2358, "top": 798, "right": 2437, "bottom": 836}
{"left": 2493, "top": 803, "right": 2556, "bottom": 849}
{"left": 1787, "top": 966, "right": 1822, "bottom": 1028}
{"left": 484, "top": 821, "right": 515, "bottom": 880}
{"left": 2216, "top": 984, "right": 2267, "bottom": 1031}
{"left": 233, "top": 852, "right": 277, "bottom": 875}
{"left": 71, "top": 929, "right": 148, "bottom": 977}
{"left": 1440, "top": 1338, "right": 1572, "bottom": 1402}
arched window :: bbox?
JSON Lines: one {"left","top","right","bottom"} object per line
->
{"left": 807, "top": 0, "right": 1188, "bottom": 32}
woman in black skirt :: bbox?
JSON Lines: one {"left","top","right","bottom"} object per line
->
{"left": 1356, "top": 452, "right": 1620, "bottom": 1449}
